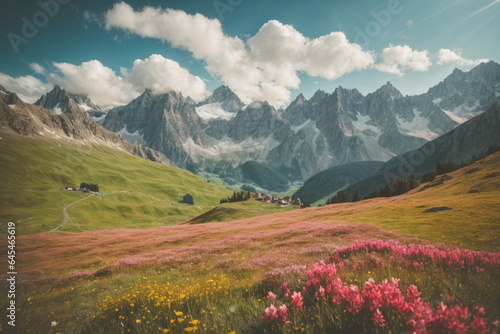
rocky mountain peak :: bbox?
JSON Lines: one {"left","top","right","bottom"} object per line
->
{"left": 375, "top": 81, "right": 404, "bottom": 100}
{"left": 198, "top": 85, "right": 244, "bottom": 113}
{"left": 35, "top": 85, "right": 70, "bottom": 110}
{"left": 309, "top": 89, "right": 328, "bottom": 105}
{"left": 294, "top": 93, "right": 306, "bottom": 103}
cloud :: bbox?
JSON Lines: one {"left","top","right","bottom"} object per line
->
{"left": 122, "top": 54, "right": 209, "bottom": 101}
{"left": 0, "top": 73, "right": 52, "bottom": 103}
{"left": 105, "top": 2, "right": 375, "bottom": 107}
{"left": 48, "top": 58, "right": 209, "bottom": 109}
{"left": 47, "top": 60, "right": 140, "bottom": 109}
{"left": 29, "top": 63, "right": 46, "bottom": 75}
{"left": 374, "top": 44, "right": 431, "bottom": 77}
{"left": 437, "top": 49, "right": 488, "bottom": 67}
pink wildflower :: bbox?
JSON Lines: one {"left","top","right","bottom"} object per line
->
{"left": 407, "top": 285, "right": 421, "bottom": 301}
{"left": 267, "top": 291, "right": 276, "bottom": 301}
{"left": 278, "top": 304, "right": 288, "bottom": 322}
{"left": 291, "top": 291, "right": 304, "bottom": 309}
{"left": 373, "top": 308, "right": 386, "bottom": 327}
{"left": 262, "top": 304, "right": 278, "bottom": 323}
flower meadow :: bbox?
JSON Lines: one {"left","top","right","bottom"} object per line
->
{"left": 13, "top": 239, "right": 495, "bottom": 334}
{"left": 10, "top": 236, "right": 500, "bottom": 333}
{"left": 258, "top": 240, "right": 500, "bottom": 333}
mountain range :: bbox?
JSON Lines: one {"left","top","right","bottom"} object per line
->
{"left": 19, "top": 61, "right": 500, "bottom": 190}
{"left": 0, "top": 85, "right": 174, "bottom": 167}
{"left": 345, "top": 102, "right": 500, "bottom": 197}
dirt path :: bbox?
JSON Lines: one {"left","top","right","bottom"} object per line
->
{"left": 50, "top": 194, "right": 95, "bottom": 232}
{"left": 51, "top": 190, "right": 165, "bottom": 232}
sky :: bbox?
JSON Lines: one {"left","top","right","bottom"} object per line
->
{"left": 0, "top": 0, "right": 499, "bottom": 109}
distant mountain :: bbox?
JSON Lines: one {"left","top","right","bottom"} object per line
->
{"left": 36, "top": 85, "right": 106, "bottom": 123}
{"left": 427, "top": 62, "right": 500, "bottom": 119}
{"left": 345, "top": 102, "right": 500, "bottom": 197}
{"left": 102, "top": 89, "right": 204, "bottom": 172}
{"left": 197, "top": 85, "right": 245, "bottom": 114}
{"left": 0, "top": 87, "right": 174, "bottom": 167}
{"left": 89, "top": 61, "right": 500, "bottom": 184}
{"left": 292, "top": 161, "right": 385, "bottom": 203}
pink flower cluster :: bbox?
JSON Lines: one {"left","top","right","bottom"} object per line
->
{"left": 262, "top": 304, "right": 288, "bottom": 324}
{"left": 333, "top": 240, "right": 500, "bottom": 272}
{"left": 262, "top": 257, "right": 496, "bottom": 333}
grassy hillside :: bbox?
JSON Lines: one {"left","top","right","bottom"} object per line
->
{"left": 6, "top": 151, "right": 500, "bottom": 333}
{"left": 0, "top": 131, "right": 232, "bottom": 234}
{"left": 185, "top": 200, "right": 299, "bottom": 224}
{"left": 292, "top": 161, "right": 384, "bottom": 204}
{"left": 238, "top": 160, "right": 290, "bottom": 192}
{"left": 12, "top": 151, "right": 500, "bottom": 277}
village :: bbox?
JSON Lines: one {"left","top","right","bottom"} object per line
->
{"left": 254, "top": 191, "right": 306, "bottom": 207}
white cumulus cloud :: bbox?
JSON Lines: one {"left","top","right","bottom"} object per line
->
{"left": 2, "top": 56, "right": 210, "bottom": 110}
{"left": 437, "top": 49, "right": 488, "bottom": 67}
{"left": 48, "top": 60, "right": 140, "bottom": 109}
{"left": 0, "top": 73, "right": 52, "bottom": 103}
{"left": 122, "top": 54, "right": 210, "bottom": 101}
{"left": 374, "top": 44, "right": 431, "bottom": 77}
{"left": 105, "top": 2, "right": 375, "bottom": 107}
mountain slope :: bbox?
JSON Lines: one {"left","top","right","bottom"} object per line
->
{"left": 36, "top": 85, "right": 106, "bottom": 121}
{"left": 8, "top": 87, "right": 175, "bottom": 166}
{"left": 103, "top": 90, "right": 205, "bottom": 171}
{"left": 292, "top": 161, "right": 385, "bottom": 203}
{"left": 345, "top": 102, "right": 500, "bottom": 197}
{"left": 0, "top": 129, "right": 232, "bottom": 234}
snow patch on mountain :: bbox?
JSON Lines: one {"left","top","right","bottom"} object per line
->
{"left": 53, "top": 103, "right": 63, "bottom": 115}
{"left": 196, "top": 103, "right": 237, "bottom": 121}
{"left": 442, "top": 110, "right": 468, "bottom": 124}
{"left": 352, "top": 114, "right": 381, "bottom": 138}
{"left": 291, "top": 119, "right": 312, "bottom": 133}
{"left": 118, "top": 127, "right": 145, "bottom": 145}
{"left": 453, "top": 100, "right": 481, "bottom": 118}
{"left": 397, "top": 109, "right": 438, "bottom": 141}
{"left": 183, "top": 135, "right": 279, "bottom": 162}
{"left": 78, "top": 103, "right": 91, "bottom": 111}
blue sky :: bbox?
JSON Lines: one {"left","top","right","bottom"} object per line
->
{"left": 0, "top": 0, "right": 499, "bottom": 108}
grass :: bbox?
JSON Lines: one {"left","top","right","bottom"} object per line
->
{"left": 0, "top": 131, "right": 232, "bottom": 234}
{"left": 9, "top": 238, "right": 500, "bottom": 333}
{"left": 185, "top": 200, "right": 298, "bottom": 225}
{"left": 2, "top": 134, "right": 499, "bottom": 333}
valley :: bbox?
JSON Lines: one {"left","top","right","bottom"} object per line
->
{"left": 1, "top": 44, "right": 499, "bottom": 334}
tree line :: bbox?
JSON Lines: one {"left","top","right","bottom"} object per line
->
{"left": 326, "top": 144, "right": 500, "bottom": 206}
{"left": 220, "top": 191, "right": 252, "bottom": 204}
{"left": 79, "top": 182, "right": 99, "bottom": 192}
{"left": 325, "top": 174, "right": 420, "bottom": 205}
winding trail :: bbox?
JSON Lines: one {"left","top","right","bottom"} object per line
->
{"left": 51, "top": 194, "right": 95, "bottom": 232}
{"left": 51, "top": 190, "right": 167, "bottom": 232}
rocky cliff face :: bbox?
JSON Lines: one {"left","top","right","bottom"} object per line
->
{"left": 102, "top": 90, "right": 205, "bottom": 172}
{"left": 35, "top": 85, "right": 106, "bottom": 122}
{"left": 1, "top": 87, "right": 175, "bottom": 167}
{"left": 197, "top": 85, "right": 244, "bottom": 114}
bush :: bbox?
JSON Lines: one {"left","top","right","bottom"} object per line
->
{"left": 180, "top": 193, "right": 194, "bottom": 205}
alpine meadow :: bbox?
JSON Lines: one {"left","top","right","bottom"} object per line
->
{"left": 1, "top": 0, "right": 500, "bottom": 333}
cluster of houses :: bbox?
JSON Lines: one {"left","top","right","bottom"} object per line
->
{"left": 254, "top": 192, "right": 302, "bottom": 207}
{"left": 62, "top": 187, "right": 97, "bottom": 194}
